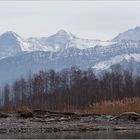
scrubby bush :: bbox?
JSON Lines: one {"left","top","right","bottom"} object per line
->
{"left": 18, "top": 106, "right": 33, "bottom": 118}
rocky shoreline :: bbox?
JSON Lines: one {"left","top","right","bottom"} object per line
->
{"left": 0, "top": 111, "right": 139, "bottom": 134}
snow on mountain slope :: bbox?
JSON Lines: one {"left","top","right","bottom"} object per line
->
{"left": 27, "top": 30, "right": 114, "bottom": 51}
{"left": 1, "top": 27, "right": 140, "bottom": 85}
{"left": 0, "top": 29, "right": 114, "bottom": 60}
{"left": 112, "top": 26, "right": 140, "bottom": 42}
{"left": 27, "top": 30, "right": 77, "bottom": 52}
{"left": 0, "top": 39, "right": 140, "bottom": 85}
{"left": 67, "top": 38, "right": 115, "bottom": 49}
{"left": 92, "top": 53, "right": 140, "bottom": 75}
{"left": 0, "top": 31, "right": 29, "bottom": 59}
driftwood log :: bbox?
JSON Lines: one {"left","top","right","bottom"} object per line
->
{"left": 111, "top": 112, "right": 140, "bottom": 122}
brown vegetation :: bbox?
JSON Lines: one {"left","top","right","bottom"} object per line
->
{"left": 0, "top": 66, "right": 140, "bottom": 115}
{"left": 72, "top": 97, "right": 140, "bottom": 115}
{"left": 18, "top": 106, "right": 33, "bottom": 118}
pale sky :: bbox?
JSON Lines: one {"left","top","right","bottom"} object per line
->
{"left": 0, "top": 1, "right": 140, "bottom": 40}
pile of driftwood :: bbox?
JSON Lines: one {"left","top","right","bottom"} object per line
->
{"left": 111, "top": 112, "right": 140, "bottom": 122}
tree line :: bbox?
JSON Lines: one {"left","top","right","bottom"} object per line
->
{"left": 0, "top": 66, "right": 140, "bottom": 112}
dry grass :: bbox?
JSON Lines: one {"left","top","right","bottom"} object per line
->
{"left": 75, "top": 97, "right": 140, "bottom": 115}
{"left": 53, "top": 97, "right": 140, "bottom": 116}
{"left": 2, "top": 97, "right": 140, "bottom": 116}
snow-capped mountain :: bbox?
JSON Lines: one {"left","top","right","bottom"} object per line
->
{"left": 27, "top": 29, "right": 76, "bottom": 52}
{"left": 27, "top": 29, "right": 114, "bottom": 52}
{"left": 0, "top": 27, "right": 140, "bottom": 85}
{"left": 0, "top": 40, "right": 140, "bottom": 85}
{"left": 0, "top": 31, "right": 29, "bottom": 59}
{"left": 112, "top": 26, "right": 140, "bottom": 42}
{"left": 0, "top": 30, "right": 114, "bottom": 60}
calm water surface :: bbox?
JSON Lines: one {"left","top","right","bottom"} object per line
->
{"left": 0, "top": 131, "right": 140, "bottom": 139}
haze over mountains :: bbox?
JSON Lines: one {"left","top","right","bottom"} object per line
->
{"left": 1, "top": 27, "right": 140, "bottom": 85}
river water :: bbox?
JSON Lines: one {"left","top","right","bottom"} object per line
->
{"left": 0, "top": 131, "right": 140, "bottom": 139}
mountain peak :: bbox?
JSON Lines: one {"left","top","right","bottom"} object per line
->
{"left": 0, "top": 31, "right": 29, "bottom": 54}
{"left": 4, "top": 31, "right": 16, "bottom": 34}
{"left": 56, "top": 29, "right": 68, "bottom": 35}
{"left": 112, "top": 26, "right": 140, "bottom": 42}
{"left": 55, "top": 29, "right": 77, "bottom": 39}
{"left": 134, "top": 26, "right": 140, "bottom": 30}
{"left": 1, "top": 31, "right": 21, "bottom": 39}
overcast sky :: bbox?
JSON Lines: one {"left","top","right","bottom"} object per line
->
{"left": 0, "top": 1, "right": 140, "bottom": 40}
